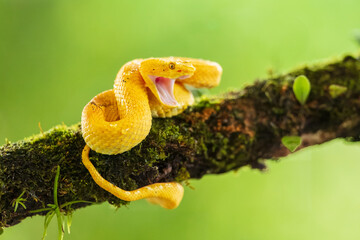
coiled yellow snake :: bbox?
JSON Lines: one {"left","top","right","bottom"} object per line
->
{"left": 81, "top": 57, "right": 222, "bottom": 209}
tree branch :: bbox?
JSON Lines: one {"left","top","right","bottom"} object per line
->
{"left": 1, "top": 54, "right": 360, "bottom": 228}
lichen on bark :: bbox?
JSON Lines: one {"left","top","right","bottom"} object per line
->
{"left": 1, "top": 54, "right": 360, "bottom": 228}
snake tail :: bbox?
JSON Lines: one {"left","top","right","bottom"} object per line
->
{"left": 82, "top": 145, "right": 184, "bottom": 209}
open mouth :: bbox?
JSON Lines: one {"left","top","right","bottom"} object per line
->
{"left": 148, "top": 75, "right": 190, "bottom": 106}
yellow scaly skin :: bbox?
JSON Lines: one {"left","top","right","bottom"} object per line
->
{"left": 81, "top": 57, "right": 222, "bottom": 209}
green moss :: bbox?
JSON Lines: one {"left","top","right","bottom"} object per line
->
{"left": 174, "top": 167, "right": 190, "bottom": 182}
{"left": 191, "top": 96, "right": 219, "bottom": 111}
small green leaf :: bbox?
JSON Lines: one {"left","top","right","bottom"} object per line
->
{"left": 293, "top": 75, "right": 311, "bottom": 105}
{"left": 18, "top": 201, "right": 27, "bottom": 210}
{"left": 329, "top": 84, "right": 347, "bottom": 98}
{"left": 281, "top": 136, "right": 302, "bottom": 152}
{"left": 13, "top": 201, "right": 18, "bottom": 212}
{"left": 12, "top": 191, "right": 27, "bottom": 212}
{"left": 42, "top": 211, "right": 55, "bottom": 240}
{"left": 0, "top": 227, "right": 3, "bottom": 235}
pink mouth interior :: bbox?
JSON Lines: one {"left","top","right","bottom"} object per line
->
{"left": 149, "top": 75, "right": 178, "bottom": 106}
{"left": 148, "top": 75, "right": 191, "bottom": 106}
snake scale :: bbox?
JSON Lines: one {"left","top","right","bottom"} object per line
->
{"left": 81, "top": 57, "right": 222, "bottom": 209}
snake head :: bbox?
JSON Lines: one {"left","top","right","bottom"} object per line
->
{"left": 140, "top": 57, "right": 196, "bottom": 107}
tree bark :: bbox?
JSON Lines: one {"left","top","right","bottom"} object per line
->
{"left": 1, "top": 54, "right": 360, "bottom": 228}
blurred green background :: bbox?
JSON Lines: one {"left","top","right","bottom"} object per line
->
{"left": 1, "top": 0, "right": 360, "bottom": 239}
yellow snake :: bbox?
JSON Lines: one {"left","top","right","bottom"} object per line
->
{"left": 81, "top": 57, "right": 222, "bottom": 209}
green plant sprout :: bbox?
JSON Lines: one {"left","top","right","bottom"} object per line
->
{"left": 329, "top": 84, "right": 347, "bottom": 98}
{"left": 30, "top": 166, "right": 93, "bottom": 240}
{"left": 293, "top": 75, "right": 311, "bottom": 105}
{"left": 281, "top": 136, "right": 302, "bottom": 152}
{"left": 11, "top": 190, "right": 27, "bottom": 212}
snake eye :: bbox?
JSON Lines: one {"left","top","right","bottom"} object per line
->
{"left": 169, "top": 63, "right": 175, "bottom": 70}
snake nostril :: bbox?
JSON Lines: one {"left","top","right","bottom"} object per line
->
{"left": 177, "top": 70, "right": 182, "bottom": 72}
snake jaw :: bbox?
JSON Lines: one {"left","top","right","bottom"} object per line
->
{"left": 148, "top": 75, "right": 179, "bottom": 107}
{"left": 177, "top": 75, "right": 191, "bottom": 80}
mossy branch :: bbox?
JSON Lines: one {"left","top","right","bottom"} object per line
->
{"left": 1, "top": 54, "right": 360, "bottom": 228}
